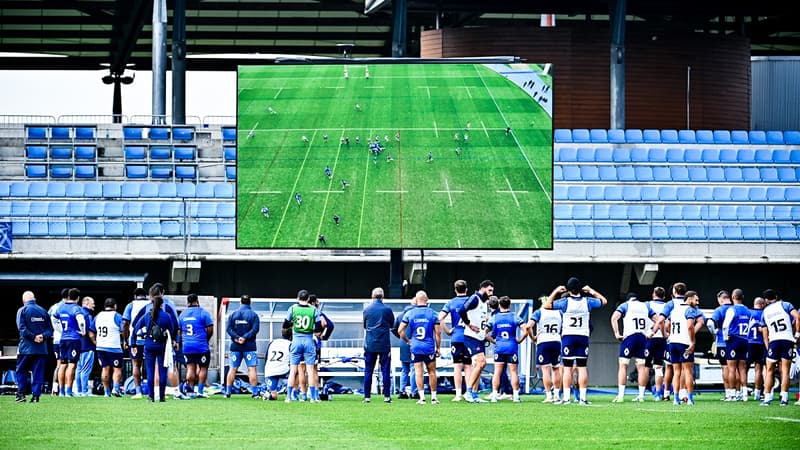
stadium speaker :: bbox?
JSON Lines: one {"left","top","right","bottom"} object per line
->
{"left": 634, "top": 263, "right": 659, "bottom": 286}
{"left": 405, "top": 263, "right": 427, "bottom": 285}
{"left": 171, "top": 260, "right": 201, "bottom": 284}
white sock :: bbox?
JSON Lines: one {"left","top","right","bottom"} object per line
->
{"left": 553, "top": 388, "right": 561, "bottom": 400}
{"left": 492, "top": 389, "right": 499, "bottom": 398}
{"left": 431, "top": 391, "right": 437, "bottom": 400}
{"left": 780, "top": 391, "right": 788, "bottom": 403}
{"left": 419, "top": 393, "right": 426, "bottom": 401}
{"left": 754, "top": 389, "right": 761, "bottom": 399}
{"left": 766, "top": 392, "right": 774, "bottom": 401}
{"left": 618, "top": 385, "right": 625, "bottom": 397}
{"left": 741, "top": 387, "right": 748, "bottom": 399}
{"left": 545, "top": 390, "right": 552, "bottom": 400}
{"left": 513, "top": 389, "right": 519, "bottom": 400}
{"left": 638, "top": 386, "right": 646, "bottom": 397}
{"left": 454, "top": 387, "right": 461, "bottom": 397}
{"left": 579, "top": 388, "right": 587, "bottom": 402}
{"left": 564, "top": 387, "right": 571, "bottom": 402}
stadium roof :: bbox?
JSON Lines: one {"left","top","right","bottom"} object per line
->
{"left": 0, "top": 0, "right": 797, "bottom": 72}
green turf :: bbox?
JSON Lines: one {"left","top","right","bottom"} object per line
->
{"left": 236, "top": 63, "right": 552, "bottom": 249}
{"left": 2, "top": 394, "right": 799, "bottom": 448}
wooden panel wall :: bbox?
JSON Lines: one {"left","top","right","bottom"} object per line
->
{"left": 421, "top": 25, "right": 751, "bottom": 130}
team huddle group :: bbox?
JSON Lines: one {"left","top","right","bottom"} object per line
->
{"left": 14, "top": 277, "right": 800, "bottom": 406}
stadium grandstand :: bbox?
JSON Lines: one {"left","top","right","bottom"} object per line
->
{"left": 1, "top": 0, "right": 799, "bottom": 408}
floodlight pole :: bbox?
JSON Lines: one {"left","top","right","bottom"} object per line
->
{"left": 610, "top": 0, "right": 626, "bottom": 129}
{"left": 391, "top": 0, "right": 408, "bottom": 57}
{"left": 152, "top": 0, "right": 167, "bottom": 125}
{"left": 171, "top": 0, "right": 187, "bottom": 125}
{"left": 112, "top": 77, "right": 123, "bottom": 123}
{"left": 389, "top": 249, "right": 404, "bottom": 298}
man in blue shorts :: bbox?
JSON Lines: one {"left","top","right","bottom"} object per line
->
{"left": 759, "top": 289, "right": 800, "bottom": 406}
{"left": 458, "top": 280, "right": 495, "bottom": 403}
{"left": 611, "top": 292, "right": 656, "bottom": 403}
{"left": 722, "top": 289, "right": 752, "bottom": 401}
{"left": 262, "top": 328, "right": 292, "bottom": 400}
{"left": 398, "top": 290, "right": 441, "bottom": 405}
{"left": 55, "top": 288, "right": 87, "bottom": 397}
{"left": 747, "top": 296, "right": 766, "bottom": 401}
{"left": 179, "top": 294, "right": 214, "bottom": 397}
{"left": 525, "top": 296, "right": 562, "bottom": 403}
{"left": 283, "top": 290, "right": 325, "bottom": 403}
{"left": 438, "top": 279, "right": 472, "bottom": 401}
{"left": 486, "top": 296, "right": 525, "bottom": 402}
{"left": 657, "top": 289, "right": 700, "bottom": 405}
{"left": 708, "top": 290, "right": 734, "bottom": 400}
{"left": 122, "top": 288, "right": 151, "bottom": 398}
{"left": 225, "top": 294, "right": 260, "bottom": 398}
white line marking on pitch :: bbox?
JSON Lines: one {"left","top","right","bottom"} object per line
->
{"left": 418, "top": 86, "right": 431, "bottom": 99}
{"left": 376, "top": 190, "right": 407, "bottom": 193}
{"left": 248, "top": 121, "right": 259, "bottom": 136}
{"left": 635, "top": 409, "right": 686, "bottom": 413}
{"left": 457, "top": 239, "right": 462, "bottom": 248}
{"left": 325, "top": 86, "right": 345, "bottom": 89}
{"left": 357, "top": 129, "right": 374, "bottom": 247}
{"left": 497, "top": 176, "right": 528, "bottom": 208}
{"left": 365, "top": 86, "right": 385, "bottom": 89}
{"left": 480, "top": 120, "right": 490, "bottom": 138}
{"left": 312, "top": 190, "right": 344, "bottom": 194}
{"left": 249, "top": 191, "right": 282, "bottom": 194}
{"left": 271, "top": 130, "right": 317, "bottom": 247}
{"left": 474, "top": 65, "right": 551, "bottom": 203}
{"left": 460, "top": 86, "right": 473, "bottom": 99}
{"left": 766, "top": 417, "right": 800, "bottom": 423}
{"left": 273, "top": 88, "right": 283, "bottom": 99}
{"left": 534, "top": 239, "right": 539, "bottom": 247}
{"left": 433, "top": 121, "right": 439, "bottom": 138}
{"left": 315, "top": 129, "right": 346, "bottom": 247}
{"left": 432, "top": 178, "right": 463, "bottom": 207}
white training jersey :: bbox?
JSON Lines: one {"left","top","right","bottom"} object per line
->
{"left": 668, "top": 302, "right": 692, "bottom": 346}
{"left": 49, "top": 301, "right": 64, "bottom": 344}
{"left": 94, "top": 311, "right": 123, "bottom": 351}
{"left": 762, "top": 301, "right": 794, "bottom": 342}
{"left": 264, "top": 338, "right": 291, "bottom": 377}
{"left": 127, "top": 299, "right": 150, "bottom": 344}
{"left": 534, "top": 308, "right": 562, "bottom": 343}
{"left": 621, "top": 301, "right": 651, "bottom": 338}
{"left": 463, "top": 299, "right": 488, "bottom": 341}
{"left": 646, "top": 300, "right": 666, "bottom": 338}
{"left": 562, "top": 298, "right": 591, "bottom": 337}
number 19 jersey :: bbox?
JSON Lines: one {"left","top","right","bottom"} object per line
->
{"left": 94, "top": 311, "right": 123, "bottom": 353}
{"left": 402, "top": 305, "right": 439, "bottom": 355}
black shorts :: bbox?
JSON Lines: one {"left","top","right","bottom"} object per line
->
{"left": 183, "top": 352, "right": 211, "bottom": 368}
{"left": 645, "top": 338, "right": 667, "bottom": 368}
{"left": 450, "top": 342, "right": 472, "bottom": 365}
{"left": 747, "top": 343, "right": 765, "bottom": 366}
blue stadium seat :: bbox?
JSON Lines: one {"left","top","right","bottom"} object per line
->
{"left": 85, "top": 201, "right": 104, "bottom": 217}
{"left": 174, "top": 146, "right": 196, "bottom": 161}
{"left": 222, "top": 127, "right": 237, "bottom": 142}
{"left": 760, "top": 167, "right": 779, "bottom": 182}
{"left": 177, "top": 183, "right": 196, "bottom": 198}
{"left": 785, "top": 187, "right": 800, "bottom": 202}
{"left": 160, "top": 221, "right": 182, "bottom": 237}
{"left": 658, "top": 186, "right": 677, "bottom": 201}
{"left": 214, "top": 183, "right": 234, "bottom": 198}
{"left": 773, "top": 149, "right": 790, "bottom": 164}
{"left": 641, "top": 186, "right": 658, "bottom": 201}
{"left": 666, "top": 148, "right": 685, "bottom": 163}
{"left": 634, "top": 166, "right": 653, "bottom": 182}
{"left": 224, "top": 146, "right": 237, "bottom": 162}
{"left": 596, "top": 166, "right": 615, "bottom": 181}
{"left": 579, "top": 165, "right": 599, "bottom": 181}
{"left": 684, "top": 149, "right": 702, "bottom": 163}
{"left": 766, "top": 131, "right": 784, "bottom": 144}
{"left": 783, "top": 131, "right": 800, "bottom": 145}
{"left": 622, "top": 186, "right": 640, "bottom": 201}
{"left": 217, "top": 203, "right": 235, "bottom": 218}
{"left": 777, "top": 225, "right": 797, "bottom": 240}
{"left": 51, "top": 127, "right": 70, "bottom": 140}
{"left": 158, "top": 183, "right": 178, "bottom": 198}
{"left": 738, "top": 149, "right": 755, "bottom": 163}
{"left": 571, "top": 204, "right": 591, "bottom": 220}
{"left": 706, "top": 167, "right": 725, "bottom": 182}
{"left": 175, "top": 166, "right": 197, "bottom": 180}
{"left": 29, "top": 221, "right": 49, "bottom": 236}
{"left": 716, "top": 205, "right": 737, "bottom": 220}
{"left": 66, "top": 201, "right": 86, "bottom": 217}
{"left": 148, "top": 127, "right": 170, "bottom": 140}
{"left": 575, "top": 224, "right": 593, "bottom": 239}
{"left": 561, "top": 166, "right": 580, "bottom": 181}
{"left": 612, "top": 148, "right": 631, "bottom": 162}
{"left": 731, "top": 130, "right": 749, "bottom": 144}
{"left": 594, "top": 147, "right": 613, "bottom": 162}
{"left": 754, "top": 149, "right": 772, "bottom": 163}
{"left": 567, "top": 186, "right": 586, "bottom": 200}
{"left": 193, "top": 202, "right": 217, "bottom": 218}
{"left": 594, "top": 224, "right": 613, "bottom": 239}
{"left": 648, "top": 148, "right": 666, "bottom": 162}
{"left": 140, "top": 202, "right": 160, "bottom": 217}
{"left": 126, "top": 165, "right": 147, "bottom": 179}
{"left": 643, "top": 129, "right": 661, "bottom": 143}
{"left": 769, "top": 205, "right": 792, "bottom": 221}
{"left": 139, "top": 183, "right": 159, "bottom": 198}
{"left": 748, "top": 131, "right": 766, "bottom": 145}
{"left": 102, "top": 182, "right": 121, "bottom": 198}
{"left": 682, "top": 205, "right": 703, "bottom": 220}
{"left": 46, "top": 182, "right": 66, "bottom": 197}
{"left": 629, "top": 147, "right": 648, "bottom": 162}
{"left": 172, "top": 127, "right": 194, "bottom": 141}
{"left": 712, "top": 187, "right": 731, "bottom": 201}
{"left": 631, "top": 224, "right": 650, "bottom": 240}
{"left": 556, "top": 147, "right": 577, "bottom": 162}
{"left": 104, "top": 202, "right": 124, "bottom": 218}
{"left": 748, "top": 186, "right": 767, "bottom": 201}
{"left": 28, "top": 182, "right": 47, "bottom": 197}
{"left": 589, "top": 129, "right": 608, "bottom": 143}
{"left": 553, "top": 204, "right": 571, "bottom": 220}
{"left": 608, "top": 129, "right": 626, "bottom": 143}
{"left": 688, "top": 166, "right": 706, "bottom": 182}
{"left": 719, "top": 148, "right": 737, "bottom": 163}
{"left": 11, "top": 201, "right": 30, "bottom": 217}
{"left": 741, "top": 167, "right": 760, "bottom": 182}
{"left": 124, "top": 146, "right": 146, "bottom": 160}
{"left": 142, "top": 221, "right": 161, "bottom": 237}
{"left": 120, "top": 183, "right": 141, "bottom": 198}
{"left": 670, "top": 166, "right": 689, "bottom": 182}
{"left": 197, "top": 222, "right": 219, "bottom": 238}
{"left": 553, "top": 185, "right": 567, "bottom": 200}
{"left": 660, "top": 130, "right": 678, "bottom": 144}
{"left": 150, "top": 146, "right": 172, "bottom": 160}
{"left": 75, "top": 127, "right": 95, "bottom": 140}
{"left": 604, "top": 186, "right": 623, "bottom": 201}
{"left": 623, "top": 129, "right": 643, "bottom": 143}
{"left": 676, "top": 187, "right": 694, "bottom": 201}
{"left": 628, "top": 204, "right": 648, "bottom": 220}
{"left": 85, "top": 221, "right": 104, "bottom": 237}
{"left": 555, "top": 224, "right": 576, "bottom": 239}
{"left": 722, "top": 225, "right": 743, "bottom": 240}
{"left": 576, "top": 147, "right": 594, "bottom": 162}
{"left": 160, "top": 202, "right": 182, "bottom": 218}
{"left": 741, "top": 225, "right": 763, "bottom": 240}
{"left": 585, "top": 186, "right": 603, "bottom": 201}
{"left": 606, "top": 204, "right": 626, "bottom": 219}
{"left": 150, "top": 166, "right": 172, "bottom": 179}
{"left": 26, "top": 126, "right": 47, "bottom": 139}
{"left": 11, "top": 221, "right": 29, "bottom": 236}
{"left": 667, "top": 225, "right": 688, "bottom": 240}
{"left": 26, "top": 165, "right": 47, "bottom": 178}
{"left": 553, "top": 129, "right": 572, "bottom": 143}
{"left": 592, "top": 204, "right": 610, "bottom": 220}
{"left": 75, "top": 146, "right": 96, "bottom": 160}
{"left": 695, "top": 187, "right": 715, "bottom": 202}
{"left": 652, "top": 225, "right": 669, "bottom": 240}
{"left": 652, "top": 166, "right": 671, "bottom": 182}
{"left": 69, "top": 184, "right": 93, "bottom": 200}
{"left": 766, "top": 186, "right": 785, "bottom": 201}
{"left": 48, "top": 220, "right": 68, "bottom": 237}
{"left": 0, "top": 181, "right": 9, "bottom": 197}
{"left": 696, "top": 130, "right": 714, "bottom": 144}
{"left": 678, "top": 130, "right": 696, "bottom": 144}
{"left": 617, "top": 166, "right": 635, "bottom": 181}
{"left": 123, "top": 126, "right": 143, "bottom": 140}
{"left": 74, "top": 165, "right": 96, "bottom": 179}
{"left": 123, "top": 222, "right": 142, "bottom": 237}
{"left": 712, "top": 130, "right": 732, "bottom": 144}
{"left": 701, "top": 148, "right": 720, "bottom": 163}
{"left": 686, "top": 225, "right": 706, "bottom": 240}
{"left": 26, "top": 145, "right": 47, "bottom": 159}
{"left": 125, "top": 202, "right": 143, "bottom": 217}
{"left": 736, "top": 205, "right": 756, "bottom": 221}
{"left": 28, "top": 201, "right": 48, "bottom": 216}
{"left": 572, "top": 129, "right": 590, "bottom": 143}
{"left": 730, "top": 187, "right": 749, "bottom": 202}
{"left": 723, "top": 167, "right": 742, "bottom": 182}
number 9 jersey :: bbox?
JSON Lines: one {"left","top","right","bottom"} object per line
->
{"left": 401, "top": 305, "right": 439, "bottom": 355}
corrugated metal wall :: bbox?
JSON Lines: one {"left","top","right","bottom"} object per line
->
{"left": 751, "top": 56, "right": 800, "bottom": 131}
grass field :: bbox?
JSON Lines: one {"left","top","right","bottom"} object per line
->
{"left": 3, "top": 394, "right": 799, "bottom": 448}
{"left": 236, "top": 63, "right": 553, "bottom": 249}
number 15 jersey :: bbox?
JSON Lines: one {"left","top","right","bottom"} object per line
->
{"left": 760, "top": 300, "right": 796, "bottom": 343}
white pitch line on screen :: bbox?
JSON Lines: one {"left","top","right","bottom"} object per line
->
{"left": 273, "top": 88, "right": 283, "bottom": 99}
{"left": 325, "top": 86, "right": 345, "bottom": 89}
{"left": 271, "top": 130, "right": 317, "bottom": 247}
{"left": 248, "top": 121, "right": 259, "bottom": 136}
{"left": 534, "top": 239, "right": 539, "bottom": 247}
{"left": 480, "top": 120, "right": 490, "bottom": 138}
{"left": 314, "top": 130, "right": 346, "bottom": 247}
{"left": 376, "top": 190, "right": 407, "bottom": 193}
{"left": 244, "top": 75, "right": 483, "bottom": 80}
{"left": 357, "top": 129, "right": 374, "bottom": 247}
{"left": 474, "top": 65, "right": 552, "bottom": 203}
{"left": 432, "top": 178, "right": 463, "bottom": 207}
{"left": 248, "top": 127, "right": 508, "bottom": 132}
{"left": 460, "top": 86, "right": 473, "bottom": 99}
{"left": 457, "top": 239, "right": 462, "bottom": 248}
{"left": 418, "top": 86, "right": 431, "bottom": 99}
{"left": 312, "top": 190, "right": 344, "bottom": 194}
{"left": 766, "top": 417, "right": 800, "bottom": 423}
{"left": 364, "top": 86, "right": 385, "bottom": 89}
{"left": 433, "top": 121, "right": 439, "bottom": 137}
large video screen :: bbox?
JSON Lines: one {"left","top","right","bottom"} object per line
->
{"left": 236, "top": 62, "right": 553, "bottom": 249}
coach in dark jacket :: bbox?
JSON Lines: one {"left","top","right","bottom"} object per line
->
{"left": 362, "top": 287, "right": 395, "bottom": 403}
{"left": 16, "top": 291, "right": 54, "bottom": 403}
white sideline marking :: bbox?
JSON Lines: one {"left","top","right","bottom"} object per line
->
{"left": 767, "top": 417, "right": 800, "bottom": 423}
{"left": 325, "top": 86, "right": 345, "bottom": 89}
{"left": 249, "top": 191, "right": 282, "bottom": 194}
{"left": 249, "top": 127, "right": 507, "bottom": 132}
{"left": 273, "top": 88, "right": 283, "bottom": 99}
{"left": 635, "top": 408, "right": 686, "bottom": 413}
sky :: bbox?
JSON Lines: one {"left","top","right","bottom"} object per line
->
{"left": 0, "top": 70, "right": 236, "bottom": 122}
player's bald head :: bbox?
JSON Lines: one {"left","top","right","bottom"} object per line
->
{"left": 415, "top": 290, "right": 429, "bottom": 305}
{"left": 371, "top": 287, "right": 384, "bottom": 300}
{"left": 22, "top": 291, "right": 35, "bottom": 302}
{"left": 754, "top": 297, "right": 765, "bottom": 308}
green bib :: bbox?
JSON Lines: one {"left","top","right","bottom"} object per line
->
{"left": 292, "top": 305, "right": 316, "bottom": 334}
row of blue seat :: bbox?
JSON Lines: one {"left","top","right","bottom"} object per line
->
{"left": 553, "top": 129, "right": 800, "bottom": 145}
{"left": 1, "top": 181, "right": 236, "bottom": 198}
{"left": 124, "top": 146, "right": 197, "bottom": 161}
{"left": 555, "top": 165, "right": 799, "bottom": 183}
{"left": 26, "top": 145, "right": 97, "bottom": 160}
{"left": 555, "top": 147, "right": 800, "bottom": 164}
{"left": 124, "top": 165, "right": 198, "bottom": 180}
{"left": 26, "top": 165, "right": 96, "bottom": 179}
{"left": 224, "top": 146, "right": 236, "bottom": 161}
{"left": 553, "top": 184, "right": 800, "bottom": 202}
{"left": 26, "top": 126, "right": 96, "bottom": 140}
{"left": 1, "top": 201, "right": 235, "bottom": 219}
{"left": 554, "top": 223, "right": 800, "bottom": 241}
{"left": 122, "top": 126, "right": 195, "bottom": 141}
{"left": 555, "top": 203, "right": 800, "bottom": 221}
{"left": 10, "top": 220, "right": 234, "bottom": 238}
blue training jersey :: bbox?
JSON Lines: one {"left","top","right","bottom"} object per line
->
{"left": 56, "top": 302, "right": 86, "bottom": 341}
{"left": 488, "top": 311, "right": 524, "bottom": 355}
{"left": 441, "top": 295, "right": 469, "bottom": 343}
{"left": 711, "top": 304, "right": 731, "bottom": 346}
{"left": 179, "top": 306, "right": 214, "bottom": 354}
{"left": 402, "top": 305, "right": 439, "bottom": 355}
{"left": 748, "top": 309, "right": 764, "bottom": 344}
{"left": 724, "top": 304, "right": 752, "bottom": 340}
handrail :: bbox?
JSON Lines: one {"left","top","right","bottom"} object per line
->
{"left": 0, "top": 115, "right": 56, "bottom": 126}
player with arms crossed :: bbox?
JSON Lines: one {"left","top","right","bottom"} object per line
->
{"left": 722, "top": 289, "right": 752, "bottom": 401}
{"left": 486, "top": 296, "right": 526, "bottom": 402}
{"left": 438, "top": 279, "right": 472, "bottom": 401}
{"left": 759, "top": 289, "right": 800, "bottom": 406}
{"left": 526, "top": 296, "right": 563, "bottom": 403}
{"left": 179, "top": 294, "right": 214, "bottom": 397}
{"left": 93, "top": 298, "right": 125, "bottom": 397}
{"left": 611, "top": 292, "right": 657, "bottom": 402}
{"left": 544, "top": 277, "right": 607, "bottom": 405}
{"left": 656, "top": 289, "right": 700, "bottom": 405}
{"left": 398, "top": 290, "right": 441, "bottom": 405}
